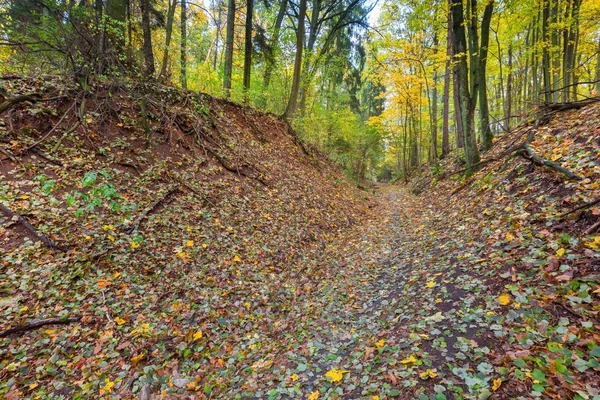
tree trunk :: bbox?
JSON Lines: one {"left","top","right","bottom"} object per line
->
{"left": 223, "top": 0, "right": 236, "bottom": 97}
{"left": 212, "top": 0, "right": 223, "bottom": 70}
{"left": 542, "top": 0, "right": 551, "bottom": 103}
{"left": 180, "top": 0, "right": 187, "bottom": 89}
{"left": 140, "top": 0, "right": 155, "bottom": 78}
{"left": 505, "top": 45, "right": 513, "bottom": 131}
{"left": 431, "top": 35, "right": 439, "bottom": 161}
{"left": 478, "top": 0, "right": 494, "bottom": 150}
{"left": 284, "top": 0, "right": 306, "bottom": 119}
{"left": 596, "top": 35, "right": 600, "bottom": 95}
{"left": 159, "top": 0, "right": 178, "bottom": 81}
{"left": 243, "top": 0, "right": 253, "bottom": 102}
{"left": 297, "top": 0, "right": 321, "bottom": 116}
{"left": 442, "top": 2, "right": 452, "bottom": 158}
{"left": 452, "top": 0, "right": 479, "bottom": 172}
{"left": 263, "top": 0, "right": 288, "bottom": 92}
{"left": 564, "top": 0, "right": 582, "bottom": 101}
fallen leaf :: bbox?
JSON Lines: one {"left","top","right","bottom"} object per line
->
{"left": 498, "top": 294, "right": 511, "bottom": 305}
{"left": 325, "top": 368, "right": 349, "bottom": 383}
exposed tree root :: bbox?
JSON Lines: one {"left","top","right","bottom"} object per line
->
{"left": 518, "top": 144, "right": 583, "bottom": 181}
{"left": 559, "top": 197, "right": 600, "bottom": 218}
{"left": 0, "top": 203, "right": 70, "bottom": 251}
{"left": 125, "top": 187, "right": 181, "bottom": 234}
{"left": 0, "top": 93, "right": 40, "bottom": 114}
{"left": 0, "top": 316, "right": 81, "bottom": 338}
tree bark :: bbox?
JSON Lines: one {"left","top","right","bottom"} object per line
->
{"left": 451, "top": 0, "right": 479, "bottom": 172}
{"left": 478, "top": 0, "right": 494, "bottom": 150}
{"left": 242, "top": 0, "right": 253, "bottom": 102}
{"left": 542, "top": 0, "right": 551, "bottom": 103}
{"left": 159, "top": 0, "right": 178, "bottom": 81}
{"left": 505, "top": 45, "right": 513, "bottom": 131}
{"left": 284, "top": 0, "right": 306, "bottom": 119}
{"left": 263, "top": 0, "right": 288, "bottom": 92}
{"left": 223, "top": 0, "right": 236, "bottom": 97}
{"left": 431, "top": 35, "right": 439, "bottom": 161}
{"left": 140, "top": 0, "right": 155, "bottom": 77}
{"left": 180, "top": 0, "right": 187, "bottom": 89}
{"left": 441, "top": 1, "right": 452, "bottom": 158}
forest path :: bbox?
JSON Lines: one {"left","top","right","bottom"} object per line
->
{"left": 272, "top": 185, "right": 506, "bottom": 399}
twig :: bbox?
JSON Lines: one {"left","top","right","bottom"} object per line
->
{"left": 125, "top": 188, "right": 180, "bottom": 234}
{"left": 0, "top": 203, "right": 69, "bottom": 251}
{"left": 0, "top": 316, "right": 81, "bottom": 337}
{"left": 558, "top": 197, "right": 600, "bottom": 218}
{"left": 584, "top": 220, "right": 600, "bottom": 235}
{"left": 20, "top": 100, "right": 78, "bottom": 154}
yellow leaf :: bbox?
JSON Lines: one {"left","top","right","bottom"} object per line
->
{"left": 375, "top": 339, "right": 385, "bottom": 348}
{"left": 202, "top": 243, "right": 208, "bottom": 249}
{"left": 233, "top": 255, "right": 241, "bottom": 262}
{"left": 186, "top": 240, "right": 194, "bottom": 247}
{"left": 131, "top": 353, "right": 144, "bottom": 365}
{"left": 308, "top": 391, "right": 320, "bottom": 400}
{"left": 100, "top": 378, "right": 114, "bottom": 394}
{"left": 29, "top": 383, "right": 38, "bottom": 390}
{"left": 114, "top": 317, "right": 126, "bottom": 325}
{"left": 587, "top": 236, "right": 600, "bottom": 249}
{"left": 19, "top": 306, "right": 28, "bottom": 313}
{"left": 325, "top": 368, "right": 349, "bottom": 383}
{"left": 193, "top": 330, "right": 203, "bottom": 341}
{"left": 113, "top": 272, "right": 121, "bottom": 278}
{"left": 505, "top": 232, "right": 515, "bottom": 241}
{"left": 372, "top": 397, "right": 380, "bottom": 400}
{"left": 556, "top": 248, "right": 565, "bottom": 257}
{"left": 425, "top": 281, "right": 436, "bottom": 288}
{"left": 131, "top": 241, "right": 140, "bottom": 249}
{"left": 498, "top": 294, "right": 511, "bottom": 306}
{"left": 492, "top": 378, "right": 502, "bottom": 391}
{"left": 400, "top": 354, "right": 417, "bottom": 365}
{"left": 102, "top": 225, "right": 115, "bottom": 231}
{"left": 419, "top": 368, "right": 438, "bottom": 379}
{"left": 290, "top": 373, "right": 298, "bottom": 382}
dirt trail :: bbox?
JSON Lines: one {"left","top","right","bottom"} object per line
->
{"left": 252, "top": 185, "right": 511, "bottom": 399}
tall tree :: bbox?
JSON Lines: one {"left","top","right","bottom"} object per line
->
{"left": 180, "top": 0, "right": 187, "bottom": 89}
{"left": 441, "top": 1, "right": 452, "bottom": 158}
{"left": 243, "top": 0, "right": 253, "bottom": 102}
{"left": 223, "top": 0, "right": 236, "bottom": 97}
{"left": 451, "top": 0, "right": 479, "bottom": 171}
{"left": 284, "top": 0, "right": 306, "bottom": 118}
{"left": 263, "top": 0, "right": 289, "bottom": 92}
{"left": 140, "top": 0, "right": 155, "bottom": 77}
{"left": 478, "top": 0, "right": 494, "bottom": 150}
{"left": 159, "top": 0, "right": 178, "bottom": 81}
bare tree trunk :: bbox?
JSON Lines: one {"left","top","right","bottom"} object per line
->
{"left": 223, "top": 0, "right": 235, "bottom": 97}
{"left": 596, "top": 35, "right": 600, "bottom": 95}
{"left": 542, "top": 0, "right": 551, "bottom": 103}
{"left": 140, "top": 0, "right": 155, "bottom": 77}
{"left": 243, "top": 0, "right": 253, "bottom": 102}
{"left": 213, "top": 0, "right": 223, "bottom": 70}
{"left": 180, "top": 0, "right": 187, "bottom": 89}
{"left": 452, "top": 0, "right": 479, "bottom": 172}
{"left": 431, "top": 35, "right": 438, "bottom": 161}
{"left": 478, "top": 0, "right": 494, "bottom": 150}
{"left": 284, "top": 0, "right": 306, "bottom": 119}
{"left": 505, "top": 45, "right": 513, "bottom": 131}
{"left": 159, "top": 0, "right": 178, "bottom": 81}
{"left": 263, "top": 0, "right": 288, "bottom": 91}
{"left": 442, "top": 2, "right": 452, "bottom": 158}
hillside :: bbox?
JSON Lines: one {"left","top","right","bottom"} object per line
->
{"left": 1, "top": 75, "right": 600, "bottom": 400}
{"left": 0, "top": 76, "right": 374, "bottom": 399}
